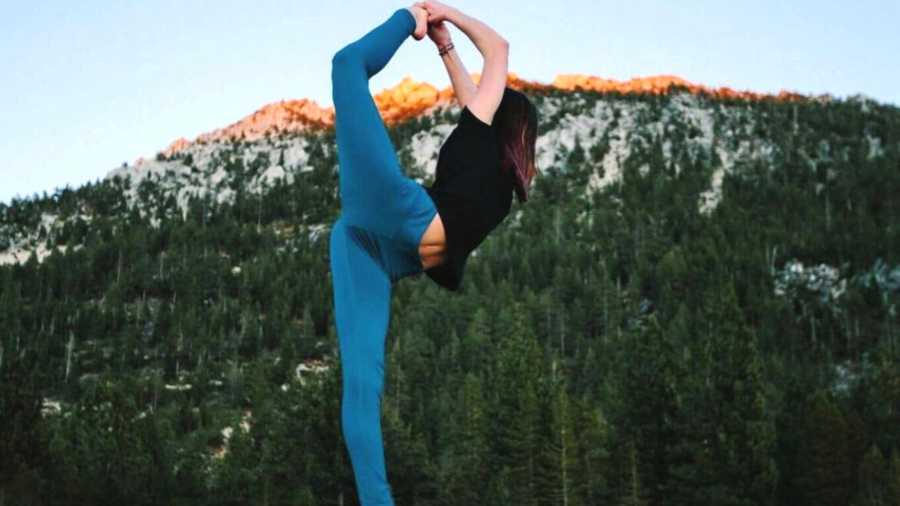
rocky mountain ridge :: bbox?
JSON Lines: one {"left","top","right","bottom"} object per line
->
{"left": 0, "top": 71, "right": 890, "bottom": 268}
{"left": 151, "top": 71, "right": 807, "bottom": 161}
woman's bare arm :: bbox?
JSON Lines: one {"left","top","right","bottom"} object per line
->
{"left": 423, "top": 13, "right": 478, "bottom": 106}
{"left": 423, "top": 2, "right": 508, "bottom": 125}
{"left": 441, "top": 4, "right": 507, "bottom": 59}
{"left": 439, "top": 47, "right": 478, "bottom": 107}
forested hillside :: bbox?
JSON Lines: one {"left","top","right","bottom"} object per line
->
{"left": 1, "top": 83, "right": 899, "bottom": 506}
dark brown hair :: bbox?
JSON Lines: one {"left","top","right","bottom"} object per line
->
{"left": 494, "top": 87, "right": 539, "bottom": 203}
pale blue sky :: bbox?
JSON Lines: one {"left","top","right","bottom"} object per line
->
{"left": 2, "top": 0, "right": 897, "bottom": 205}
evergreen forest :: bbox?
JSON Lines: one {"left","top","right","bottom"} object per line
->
{"left": 2, "top": 86, "right": 899, "bottom": 505}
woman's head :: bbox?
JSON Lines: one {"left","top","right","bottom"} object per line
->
{"left": 494, "top": 87, "right": 539, "bottom": 203}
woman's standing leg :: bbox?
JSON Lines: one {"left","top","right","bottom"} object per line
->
{"left": 331, "top": 8, "right": 418, "bottom": 241}
{"left": 329, "top": 10, "right": 422, "bottom": 504}
{"left": 329, "top": 216, "right": 397, "bottom": 506}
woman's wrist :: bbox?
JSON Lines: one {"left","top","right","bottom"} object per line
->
{"left": 437, "top": 40, "right": 454, "bottom": 56}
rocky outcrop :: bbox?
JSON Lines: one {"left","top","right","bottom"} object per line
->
{"left": 153, "top": 71, "right": 806, "bottom": 161}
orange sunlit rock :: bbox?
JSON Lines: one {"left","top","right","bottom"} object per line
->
{"left": 373, "top": 76, "right": 443, "bottom": 123}
{"left": 157, "top": 72, "right": 808, "bottom": 158}
{"left": 162, "top": 137, "right": 191, "bottom": 157}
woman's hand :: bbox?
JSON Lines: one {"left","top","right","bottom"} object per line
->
{"left": 420, "top": 0, "right": 457, "bottom": 24}
{"left": 426, "top": 18, "right": 452, "bottom": 47}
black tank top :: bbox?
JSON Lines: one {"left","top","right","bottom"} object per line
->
{"left": 421, "top": 105, "right": 514, "bottom": 291}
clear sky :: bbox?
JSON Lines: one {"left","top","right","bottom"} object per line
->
{"left": 2, "top": 0, "right": 897, "bottom": 206}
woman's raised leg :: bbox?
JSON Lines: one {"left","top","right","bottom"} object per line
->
{"left": 329, "top": 216, "right": 397, "bottom": 506}
{"left": 331, "top": 8, "right": 418, "bottom": 241}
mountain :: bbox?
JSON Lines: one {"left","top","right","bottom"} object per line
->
{"left": 0, "top": 71, "right": 815, "bottom": 266}
{"left": 2, "top": 71, "right": 899, "bottom": 505}
{"left": 152, "top": 72, "right": 806, "bottom": 160}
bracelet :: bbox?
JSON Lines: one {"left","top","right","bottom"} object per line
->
{"left": 438, "top": 42, "right": 454, "bottom": 56}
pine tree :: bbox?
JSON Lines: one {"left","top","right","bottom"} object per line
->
{"left": 854, "top": 444, "right": 887, "bottom": 506}
{"left": 794, "top": 389, "right": 853, "bottom": 506}
{"left": 887, "top": 448, "right": 900, "bottom": 506}
{"left": 616, "top": 311, "right": 684, "bottom": 506}
{"left": 570, "top": 394, "right": 612, "bottom": 505}
{"left": 489, "top": 302, "right": 543, "bottom": 506}
{"left": 536, "top": 361, "right": 581, "bottom": 506}
{"left": 694, "top": 279, "right": 778, "bottom": 505}
{"left": 441, "top": 372, "right": 490, "bottom": 505}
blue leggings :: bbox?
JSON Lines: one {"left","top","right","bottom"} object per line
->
{"left": 328, "top": 8, "right": 437, "bottom": 506}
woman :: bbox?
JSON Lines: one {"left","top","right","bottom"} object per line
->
{"left": 328, "top": 2, "right": 538, "bottom": 504}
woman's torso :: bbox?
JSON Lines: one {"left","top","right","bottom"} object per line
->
{"left": 417, "top": 105, "right": 511, "bottom": 271}
{"left": 418, "top": 212, "right": 447, "bottom": 270}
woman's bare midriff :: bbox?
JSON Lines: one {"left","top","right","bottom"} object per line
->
{"left": 418, "top": 212, "right": 448, "bottom": 270}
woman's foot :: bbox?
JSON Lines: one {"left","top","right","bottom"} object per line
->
{"left": 407, "top": 4, "right": 428, "bottom": 40}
